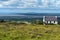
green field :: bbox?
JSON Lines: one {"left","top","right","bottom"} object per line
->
{"left": 0, "top": 23, "right": 60, "bottom": 40}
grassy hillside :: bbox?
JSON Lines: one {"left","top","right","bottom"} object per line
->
{"left": 0, "top": 23, "right": 60, "bottom": 40}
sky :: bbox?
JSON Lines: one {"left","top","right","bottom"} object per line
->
{"left": 0, "top": 0, "right": 60, "bottom": 14}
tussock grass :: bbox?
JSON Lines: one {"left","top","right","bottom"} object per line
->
{"left": 0, "top": 23, "right": 59, "bottom": 40}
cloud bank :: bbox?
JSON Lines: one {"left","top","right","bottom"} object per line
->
{"left": 0, "top": 0, "right": 60, "bottom": 9}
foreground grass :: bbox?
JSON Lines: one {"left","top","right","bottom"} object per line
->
{"left": 0, "top": 23, "right": 60, "bottom": 40}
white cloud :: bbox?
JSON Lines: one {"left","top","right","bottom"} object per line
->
{"left": 0, "top": 0, "right": 60, "bottom": 8}
{"left": 0, "top": 0, "right": 38, "bottom": 8}
{"left": 0, "top": 0, "right": 20, "bottom": 8}
{"left": 0, "top": 4, "right": 3, "bottom": 7}
{"left": 55, "top": 1, "right": 60, "bottom": 7}
{"left": 2, "top": 0, "right": 18, "bottom": 5}
{"left": 0, "top": 1, "right": 3, "bottom": 7}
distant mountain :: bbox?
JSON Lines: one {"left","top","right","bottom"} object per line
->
{"left": 0, "top": 13, "right": 60, "bottom": 21}
{"left": 15, "top": 13, "right": 60, "bottom": 16}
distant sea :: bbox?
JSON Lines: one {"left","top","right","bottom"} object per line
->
{"left": 0, "top": 13, "right": 60, "bottom": 21}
